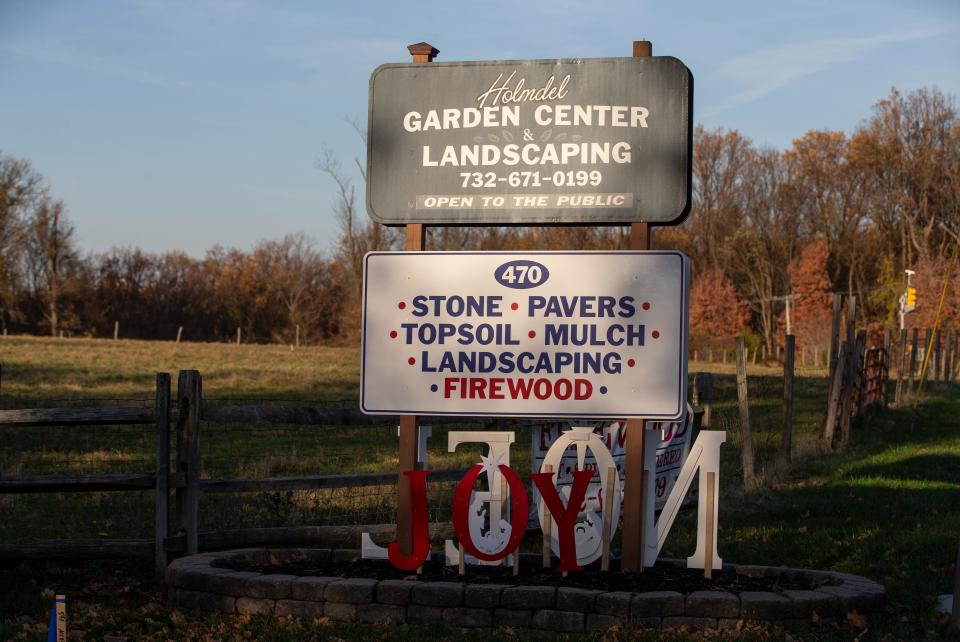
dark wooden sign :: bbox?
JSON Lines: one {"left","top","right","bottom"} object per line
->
{"left": 367, "top": 57, "right": 692, "bottom": 226}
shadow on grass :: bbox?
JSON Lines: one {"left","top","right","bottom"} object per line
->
{"left": 848, "top": 453, "right": 960, "bottom": 483}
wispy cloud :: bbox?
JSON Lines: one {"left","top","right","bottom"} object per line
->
{"left": 1, "top": 41, "right": 191, "bottom": 89}
{"left": 704, "top": 24, "right": 957, "bottom": 117}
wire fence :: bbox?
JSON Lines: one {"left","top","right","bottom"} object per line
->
{"left": 4, "top": 334, "right": 955, "bottom": 547}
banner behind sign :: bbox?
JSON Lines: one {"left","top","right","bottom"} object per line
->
{"left": 360, "top": 251, "right": 689, "bottom": 418}
{"left": 367, "top": 57, "right": 692, "bottom": 225}
{"left": 528, "top": 407, "right": 694, "bottom": 529}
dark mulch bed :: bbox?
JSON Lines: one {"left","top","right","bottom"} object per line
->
{"left": 213, "top": 554, "right": 833, "bottom": 595}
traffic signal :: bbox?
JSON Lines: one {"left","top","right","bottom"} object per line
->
{"left": 906, "top": 287, "right": 917, "bottom": 309}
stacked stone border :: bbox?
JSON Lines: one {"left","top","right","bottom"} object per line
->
{"left": 167, "top": 548, "right": 886, "bottom": 632}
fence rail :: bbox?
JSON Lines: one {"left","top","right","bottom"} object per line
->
{"left": 0, "top": 406, "right": 157, "bottom": 426}
{"left": 1, "top": 319, "right": 954, "bottom": 577}
{"left": 0, "top": 374, "right": 476, "bottom": 579}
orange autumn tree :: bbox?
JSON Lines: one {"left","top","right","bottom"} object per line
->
{"left": 689, "top": 268, "right": 750, "bottom": 351}
{"left": 783, "top": 239, "right": 833, "bottom": 351}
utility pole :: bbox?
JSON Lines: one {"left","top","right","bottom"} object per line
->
{"left": 785, "top": 296, "right": 792, "bottom": 336}
{"left": 900, "top": 269, "right": 916, "bottom": 331}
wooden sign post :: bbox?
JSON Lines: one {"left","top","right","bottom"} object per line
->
{"left": 621, "top": 39, "right": 654, "bottom": 575}
{"left": 395, "top": 42, "right": 437, "bottom": 559}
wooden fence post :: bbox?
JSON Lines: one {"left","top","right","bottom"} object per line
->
{"left": 907, "top": 328, "right": 919, "bottom": 396}
{"left": 735, "top": 337, "right": 757, "bottom": 489}
{"left": 882, "top": 330, "right": 891, "bottom": 407}
{"left": 821, "top": 341, "right": 847, "bottom": 450}
{"left": 853, "top": 329, "right": 867, "bottom": 419}
{"left": 934, "top": 328, "right": 942, "bottom": 383}
{"left": 951, "top": 332, "right": 960, "bottom": 381}
{"left": 839, "top": 297, "right": 856, "bottom": 443}
{"left": 828, "top": 294, "right": 842, "bottom": 375}
{"left": 176, "top": 326, "right": 183, "bottom": 343}
{"left": 779, "top": 335, "right": 795, "bottom": 464}
{"left": 944, "top": 329, "right": 952, "bottom": 384}
{"left": 693, "top": 372, "right": 713, "bottom": 429}
{"left": 154, "top": 373, "right": 170, "bottom": 579}
{"left": 113, "top": 321, "right": 119, "bottom": 341}
{"left": 950, "top": 332, "right": 960, "bottom": 381}
{"left": 895, "top": 328, "right": 907, "bottom": 405}
{"left": 822, "top": 294, "right": 844, "bottom": 437}
{"left": 175, "top": 370, "right": 202, "bottom": 556}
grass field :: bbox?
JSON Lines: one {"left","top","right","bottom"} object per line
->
{"left": 1, "top": 335, "right": 959, "bottom": 641}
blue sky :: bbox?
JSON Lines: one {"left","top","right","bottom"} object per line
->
{"left": 1, "top": 0, "right": 957, "bottom": 257}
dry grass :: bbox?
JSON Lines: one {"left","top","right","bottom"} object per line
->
{"left": 0, "top": 333, "right": 837, "bottom": 540}
{"left": 0, "top": 335, "right": 359, "bottom": 404}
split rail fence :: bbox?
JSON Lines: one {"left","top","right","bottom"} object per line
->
{"left": 1, "top": 310, "right": 955, "bottom": 579}
{"left": 0, "top": 371, "right": 474, "bottom": 580}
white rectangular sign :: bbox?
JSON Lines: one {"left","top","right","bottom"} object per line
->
{"left": 360, "top": 251, "right": 689, "bottom": 418}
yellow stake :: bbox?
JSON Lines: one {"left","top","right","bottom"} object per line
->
{"left": 914, "top": 243, "right": 959, "bottom": 406}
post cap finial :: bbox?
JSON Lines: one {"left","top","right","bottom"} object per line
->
{"left": 407, "top": 42, "right": 439, "bottom": 59}
{"left": 632, "top": 40, "right": 652, "bottom": 57}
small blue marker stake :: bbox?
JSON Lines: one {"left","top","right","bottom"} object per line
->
{"left": 47, "top": 594, "right": 66, "bottom": 642}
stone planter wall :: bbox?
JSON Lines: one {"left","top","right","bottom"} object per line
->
{"left": 166, "top": 548, "right": 886, "bottom": 633}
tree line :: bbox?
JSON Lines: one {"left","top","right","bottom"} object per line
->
{"left": 0, "top": 170, "right": 347, "bottom": 342}
{"left": 1, "top": 86, "right": 957, "bottom": 348}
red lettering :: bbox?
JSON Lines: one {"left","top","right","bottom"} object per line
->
{"left": 469, "top": 378, "right": 486, "bottom": 399}
{"left": 554, "top": 379, "right": 572, "bottom": 400}
{"left": 534, "top": 379, "right": 551, "bottom": 400}
{"left": 387, "top": 470, "right": 432, "bottom": 571}
{"left": 574, "top": 378, "right": 592, "bottom": 399}
{"left": 508, "top": 378, "right": 534, "bottom": 399}
{"left": 489, "top": 378, "right": 504, "bottom": 399}
{"left": 444, "top": 378, "right": 460, "bottom": 398}
{"left": 452, "top": 464, "right": 529, "bottom": 562}
{"left": 531, "top": 468, "right": 594, "bottom": 572}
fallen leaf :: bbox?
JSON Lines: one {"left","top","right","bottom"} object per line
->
{"left": 847, "top": 610, "right": 867, "bottom": 628}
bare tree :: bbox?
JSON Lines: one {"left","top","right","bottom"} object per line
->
{"left": 852, "top": 87, "right": 959, "bottom": 265}
{"left": 0, "top": 152, "right": 44, "bottom": 330}
{"left": 690, "top": 127, "right": 752, "bottom": 270}
{"left": 26, "top": 196, "right": 77, "bottom": 335}
{"left": 724, "top": 148, "right": 799, "bottom": 353}
{"left": 317, "top": 139, "right": 398, "bottom": 335}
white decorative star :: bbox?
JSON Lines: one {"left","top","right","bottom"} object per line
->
{"left": 479, "top": 451, "right": 504, "bottom": 479}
